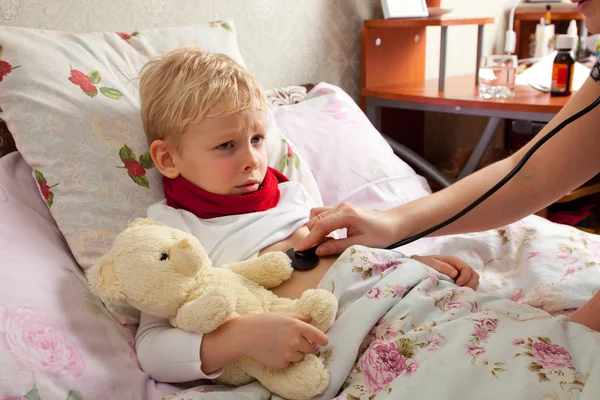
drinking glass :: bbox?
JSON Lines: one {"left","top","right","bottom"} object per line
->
{"left": 478, "top": 55, "right": 518, "bottom": 99}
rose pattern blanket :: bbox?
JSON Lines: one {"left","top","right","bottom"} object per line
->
{"left": 160, "top": 216, "right": 600, "bottom": 400}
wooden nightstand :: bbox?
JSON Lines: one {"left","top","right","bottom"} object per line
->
{"left": 359, "top": 16, "right": 496, "bottom": 188}
{"left": 360, "top": 16, "right": 600, "bottom": 231}
{"left": 360, "top": 17, "right": 494, "bottom": 100}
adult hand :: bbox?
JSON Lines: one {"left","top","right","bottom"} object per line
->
{"left": 296, "top": 203, "right": 402, "bottom": 256}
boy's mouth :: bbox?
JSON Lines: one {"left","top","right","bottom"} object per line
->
{"left": 236, "top": 180, "right": 260, "bottom": 193}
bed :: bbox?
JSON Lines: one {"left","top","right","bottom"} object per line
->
{"left": 1, "top": 7, "right": 600, "bottom": 400}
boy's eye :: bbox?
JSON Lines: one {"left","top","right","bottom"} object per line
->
{"left": 216, "top": 142, "right": 232, "bottom": 150}
{"left": 251, "top": 135, "right": 264, "bottom": 144}
{"left": 160, "top": 252, "right": 169, "bottom": 261}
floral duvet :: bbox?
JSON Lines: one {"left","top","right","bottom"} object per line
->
{"left": 163, "top": 216, "right": 600, "bottom": 400}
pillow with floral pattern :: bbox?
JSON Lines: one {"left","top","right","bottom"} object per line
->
{"left": 0, "top": 23, "right": 323, "bottom": 323}
{"left": 0, "top": 117, "right": 16, "bottom": 158}
{"left": 265, "top": 85, "right": 310, "bottom": 107}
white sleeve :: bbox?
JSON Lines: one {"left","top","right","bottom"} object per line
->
{"left": 135, "top": 312, "right": 223, "bottom": 383}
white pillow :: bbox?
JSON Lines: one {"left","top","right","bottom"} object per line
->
{"left": 0, "top": 23, "right": 322, "bottom": 324}
{"left": 271, "top": 82, "right": 431, "bottom": 211}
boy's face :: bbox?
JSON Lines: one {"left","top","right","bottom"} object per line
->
{"left": 155, "top": 108, "right": 269, "bottom": 196}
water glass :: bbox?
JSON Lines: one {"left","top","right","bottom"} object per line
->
{"left": 478, "top": 55, "right": 518, "bottom": 99}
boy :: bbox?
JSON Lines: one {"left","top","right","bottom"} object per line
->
{"left": 135, "top": 47, "right": 479, "bottom": 383}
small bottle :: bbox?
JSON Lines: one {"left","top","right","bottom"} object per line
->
{"left": 551, "top": 35, "right": 577, "bottom": 97}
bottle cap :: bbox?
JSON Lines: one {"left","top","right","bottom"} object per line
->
{"left": 556, "top": 34, "right": 577, "bottom": 50}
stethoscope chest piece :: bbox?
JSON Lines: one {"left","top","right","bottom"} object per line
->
{"left": 286, "top": 246, "right": 320, "bottom": 271}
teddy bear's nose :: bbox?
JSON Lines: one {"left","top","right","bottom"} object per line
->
{"left": 171, "top": 238, "right": 202, "bottom": 277}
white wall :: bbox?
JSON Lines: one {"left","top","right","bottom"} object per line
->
{"left": 425, "top": 0, "right": 518, "bottom": 80}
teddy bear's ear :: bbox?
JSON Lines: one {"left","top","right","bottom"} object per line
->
{"left": 128, "top": 218, "right": 167, "bottom": 228}
{"left": 87, "top": 254, "right": 125, "bottom": 303}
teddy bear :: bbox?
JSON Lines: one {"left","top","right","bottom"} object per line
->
{"left": 87, "top": 218, "right": 338, "bottom": 400}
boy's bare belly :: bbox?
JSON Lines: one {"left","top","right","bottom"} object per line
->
{"left": 258, "top": 225, "right": 337, "bottom": 300}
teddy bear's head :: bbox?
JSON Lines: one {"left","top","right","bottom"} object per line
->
{"left": 88, "top": 218, "right": 212, "bottom": 319}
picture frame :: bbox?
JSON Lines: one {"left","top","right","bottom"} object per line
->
{"left": 381, "top": 0, "right": 428, "bottom": 19}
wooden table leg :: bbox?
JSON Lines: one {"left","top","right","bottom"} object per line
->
{"left": 439, "top": 26, "right": 448, "bottom": 92}
{"left": 475, "top": 24, "right": 485, "bottom": 87}
{"left": 457, "top": 116, "right": 502, "bottom": 180}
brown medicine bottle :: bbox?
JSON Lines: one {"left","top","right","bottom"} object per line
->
{"left": 551, "top": 35, "right": 577, "bottom": 97}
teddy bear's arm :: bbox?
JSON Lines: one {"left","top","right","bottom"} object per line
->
{"left": 225, "top": 252, "right": 293, "bottom": 289}
{"left": 172, "top": 288, "right": 237, "bottom": 334}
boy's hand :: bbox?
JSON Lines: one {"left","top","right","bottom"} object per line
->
{"left": 233, "top": 312, "right": 328, "bottom": 370}
{"left": 411, "top": 254, "right": 479, "bottom": 291}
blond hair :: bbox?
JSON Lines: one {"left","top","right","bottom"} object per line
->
{"left": 139, "top": 46, "right": 267, "bottom": 145}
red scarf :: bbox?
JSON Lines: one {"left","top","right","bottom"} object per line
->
{"left": 163, "top": 167, "right": 288, "bottom": 219}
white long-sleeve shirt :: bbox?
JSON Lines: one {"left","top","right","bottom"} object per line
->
{"left": 135, "top": 182, "right": 316, "bottom": 382}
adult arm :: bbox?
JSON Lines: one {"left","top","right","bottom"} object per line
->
{"left": 298, "top": 76, "right": 600, "bottom": 255}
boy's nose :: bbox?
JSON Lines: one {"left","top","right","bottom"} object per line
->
{"left": 243, "top": 162, "right": 258, "bottom": 172}
{"left": 242, "top": 149, "right": 259, "bottom": 172}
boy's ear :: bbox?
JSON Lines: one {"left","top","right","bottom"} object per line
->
{"left": 150, "top": 140, "right": 180, "bottom": 179}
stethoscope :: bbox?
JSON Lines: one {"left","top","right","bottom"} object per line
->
{"left": 288, "top": 95, "right": 600, "bottom": 270}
